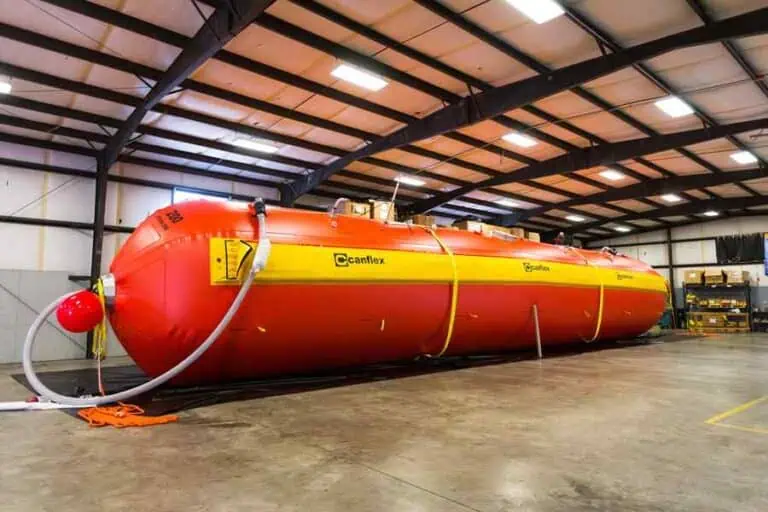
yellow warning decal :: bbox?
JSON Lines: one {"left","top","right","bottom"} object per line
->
{"left": 209, "top": 238, "right": 256, "bottom": 285}
{"left": 209, "top": 239, "right": 666, "bottom": 293}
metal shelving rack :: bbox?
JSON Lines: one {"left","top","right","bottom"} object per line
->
{"left": 684, "top": 282, "right": 752, "bottom": 333}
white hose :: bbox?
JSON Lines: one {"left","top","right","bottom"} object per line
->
{"left": 19, "top": 210, "right": 271, "bottom": 407}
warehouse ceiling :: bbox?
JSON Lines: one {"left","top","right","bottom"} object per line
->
{"left": 0, "top": 0, "right": 767, "bottom": 241}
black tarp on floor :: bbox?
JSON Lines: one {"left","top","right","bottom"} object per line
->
{"left": 11, "top": 334, "right": 683, "bottom": 417}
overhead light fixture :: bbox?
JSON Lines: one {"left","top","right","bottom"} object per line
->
{"left": 495, "top": 199, "right": 519, "bottom": 207}
{"left": 565, "top": 215, "right": 585, "bottom": 222}
{"left": 730, "top": 150, "right": 758, "bottom": 164}
{"left": 395, "top": 176, "right": 425, "bottom": 187}
{"left": 231, "top": 138, "right": 279, "bottom": 154}
{"left": 614, "top": 226, "right": 631, "bottom": 233}
{"left": 0, "top": 78, "right": 11, "bottom": 95}
{"left": 599, "top": 169, "right": 625, "bottom": 181}
{"left": 661, "top": 193, "right": 682, "bottom": 203}
{"left": 506, "top": 0, "right": 564, "bottom": 24}
{"left": 331, "top": 64, "right": 388, "bottom": 91}
{"left": 654, "top": 96, "right": 694, "bottom": 118}
{"left": 502, "top": 132, "right": 537, "bottom": 148}
{"left": 703, "top": 210, "right": 719, "bottom": 217}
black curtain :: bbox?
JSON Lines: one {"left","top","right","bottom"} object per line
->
{"left": 715, "top": 233, "right": 765, "bottom": 263}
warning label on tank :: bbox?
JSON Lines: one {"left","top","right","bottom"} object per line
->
{"left": 209, "top": 238, "right": 256, "bottom": 285}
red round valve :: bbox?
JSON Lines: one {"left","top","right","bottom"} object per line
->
{"left": 56, "top": 290, "right": 104, "bottom": 333}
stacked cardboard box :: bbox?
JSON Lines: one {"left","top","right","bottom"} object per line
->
{"left": 527, "top": 232, "right": 540, "bottom": 242}
{"left": 725, "top": 270, "right": 750, "bottom": 284}
{"left": 704, "top": 269, "right": 725, "bottom": 284}
{"left": 370, "top": 200, "right": 396, "bottom": 222}
{"left": 410, "top": 214, "right": 436, "bottom": 227}
{"left": 683, "top": 270, "right": 704, "bottom": 285}
{"left": 454, "top": 220, "right": 487, "bottom": 234}
{"left": 340, "top": 201, "right": 371, "bottom": 218}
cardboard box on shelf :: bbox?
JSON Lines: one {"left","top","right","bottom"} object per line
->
{"left": 725, "top": 270, "right": 750, "bottom": 284}
{"left": 527, "top": 232, "right": 540, "bottom": 242}
{"left": 691, "top": 312, "right": 726, "bottom": 327}
{"left": 410, "top": 214, "right": 436, "bottom": 227}
{"left": 704, "top": 269, "right": 725, "bottom": 284}
{"left": 340, "top": 201, "right": 371, "bottom": 217}
{"left": 370, "top": 200, "right": 396, "bottom": 222}
{"left": 508, "top": 227, "right": 525, "bottom": 238}
{"left": 683, "top": 270, "right": 704, "bottom": 285}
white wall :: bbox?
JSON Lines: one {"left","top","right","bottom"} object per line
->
{"left": 588, "top": 216, "right": 768, "bottom": 292}
{"left": 0, "top": 141, "right": 279, "bottom": 363}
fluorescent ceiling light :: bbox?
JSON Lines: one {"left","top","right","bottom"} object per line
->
{"left": 231, "top": 138, "right": 279, "bottom": 154}
{"left": 502, "top": 132, "right": 537, "bottom": 148}
{"left": 599, "top": 169, "right": 625, "bottom": 181}
{"left": 565, "top": 215, "right": 585, "bottom": 222}
{"left": 495, "top": 199, "right": 519, "bottom": 207}
{"left": 654, "top": 96, "right": 694, "bottom": 118}
{"left": 506, "top": 0, "right": 564, "bottom": 24}
{"left": 331, "top": 64, "right": 388, "bottom": 91}
{"left": 730, "top": 151, "right": 758, "bottom": 165}
{"left": 661, "top": 193, "right": 682, "bottom": 203}
{"left": 703, "top": 210, "right": 719, "bottom": 217}
{"left": 614, "top": 226, "right": 631, "bottom": 233}
{"left": 0, "top": 79, "right": 10, "bottom": 95}
{"left": 395, "top": 176, "right": 425, "bottom": 187}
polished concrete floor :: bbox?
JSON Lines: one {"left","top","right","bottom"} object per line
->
{"left": 1, "top": 333, "right": 768, "bottom": 511}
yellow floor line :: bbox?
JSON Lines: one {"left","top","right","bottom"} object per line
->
{"left": 711, "top": 422, "right": 768, "bottom": 436}
{"left": 704, "top": 395, "right": 768, "bottom": 425}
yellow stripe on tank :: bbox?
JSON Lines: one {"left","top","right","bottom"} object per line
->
{"left": 209, "top": 240, "right": 666, "bottom": 293}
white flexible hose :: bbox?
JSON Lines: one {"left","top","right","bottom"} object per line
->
{"left": 19, "top": 211, "right": 271, "bottom": 407}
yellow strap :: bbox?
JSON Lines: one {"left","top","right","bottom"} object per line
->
{"left": 566, "top": 247, "right": 605, "bottom": 342}
{"left": 420, "top": 227, "right": 459, "bottom": 357}
{"left": 93, "top": 279, "right": 108, "bottom": 359}
{"left": 588, "top": 265, "right": 605, "bottom": 342}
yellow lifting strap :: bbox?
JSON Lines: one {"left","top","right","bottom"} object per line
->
{"left": 420, "top": 226, "right": 459, "bottom": 357}
{"left": 92, "top": 279, "right": 108, "bottom": 360}
{"left": 566, "top": 246, "right": 605, "bottom": 343}
{"left": 588, "top": 265, "right": 606, "bottom": 343}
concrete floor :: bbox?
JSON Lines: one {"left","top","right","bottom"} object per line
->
{"left": 1, "top": 334, "right": 768, "bottom": 512}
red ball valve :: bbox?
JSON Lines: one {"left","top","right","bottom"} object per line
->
{"left": 56, "top": 290, "right": 104, "bottom": 333}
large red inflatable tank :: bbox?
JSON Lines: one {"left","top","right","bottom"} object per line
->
{"left": 107, "top": 201, "right": 666, "bottom": 385}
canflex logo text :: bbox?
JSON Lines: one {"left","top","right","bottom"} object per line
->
{"left": 334, "top": 253, "right": 386, "bottom": 267}
{"left": 523, "top": 262, "right": 551, "bottom": 272}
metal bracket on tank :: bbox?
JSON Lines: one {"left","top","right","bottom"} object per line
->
{"left": 100, "top": 273, "right": 116, "bottom": 309}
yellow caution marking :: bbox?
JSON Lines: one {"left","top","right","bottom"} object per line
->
{"left": 709, "top": 423, "right": 768, "bottom": 436}
{"left": 705, "top": 395, "right": 768, "bottom": 425}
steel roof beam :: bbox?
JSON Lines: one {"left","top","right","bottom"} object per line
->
{"left": 281, "top": 6, "right": 768, "bottom": 202}
{"left": 99, "top": 0, "right": 276, "bottom": 171}
{"left": 560, "top": 196, "right": 768, "bottom": 236}
{"left": 285, "top": 0, "right": 677, "bottom": 214}
{"left": 0, "top": 131, "right": 284, "bottom": 190}
{"left": 0, "top": 19, "right": 590, "bottom": 209}
{"left": 0, "top": 70, "right": 629, "bottom": 223}
{"left": 406, "top": 117, "right": 768, "bottom": 215}
{"left": 32, "top": 3, "right": 540, "bottom": 173}
{"left": 31, "top": 1, "right": 677, "bottom": 214}
{"left": 495, "top": 167, "right": 768, "bottom": 225}
{"left": 581, "top": 210, "right": 768, "bottom": 244}
{"left": 564, "top": 4, "right": 763, "bottom": 197}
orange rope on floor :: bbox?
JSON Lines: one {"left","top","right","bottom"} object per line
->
{"left": 78, "top": 403, "right": 178, "bottom": 428}
{"left": 75, "top": 280, "right": 179, "bottom": 428}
